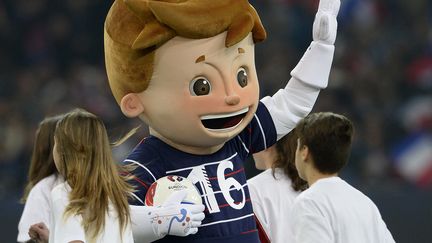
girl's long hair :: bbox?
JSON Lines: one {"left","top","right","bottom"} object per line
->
{"left": 272, "top": 129, "right": 308, "bottom": 192}
{"left": 21, "top": 115, "right": 63, "bottom": 203}
{"left": 54, "top": 108, "right": 133, "bottom": 241}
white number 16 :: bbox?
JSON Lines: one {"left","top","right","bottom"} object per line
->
{"left": 217, "top": 160, "right": 245, "bottom": 210}
{"left": 188, "top": 160, "right": 245, "bottom": 213}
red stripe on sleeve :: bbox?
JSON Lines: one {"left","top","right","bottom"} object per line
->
{"left": 133, "top": 177, "right": 149, "bottom": 190}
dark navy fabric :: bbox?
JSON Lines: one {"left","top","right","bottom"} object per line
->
{"left": 125, "top": 102, "right": 277, "bottom": 242}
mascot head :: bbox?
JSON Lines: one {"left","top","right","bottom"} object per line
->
{"left": 104, "top": 0, "right": 267, "bottom": 154}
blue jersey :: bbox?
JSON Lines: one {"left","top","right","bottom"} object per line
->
{"left": 125, "top": 102, "right": 277, "bottom": 243}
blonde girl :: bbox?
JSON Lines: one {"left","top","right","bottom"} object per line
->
{"left": 29, "top": 108, "right": 134, "bottom": 243}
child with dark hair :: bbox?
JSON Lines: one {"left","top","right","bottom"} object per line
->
{"left": 18, "top": 115, "right": 64, "bottom": 243}
{"left": 290, "top": 112, "right": 395, "bottom": 243}
{"left": 248, "top": 129, "right": 307, "bottom": 242}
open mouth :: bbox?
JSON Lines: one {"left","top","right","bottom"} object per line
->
{"left": 201, "top": 107, "right": 249, "bottom": 131}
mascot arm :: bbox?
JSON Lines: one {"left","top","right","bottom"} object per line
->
{"left": 261, "top": 0, "right": 340, "bottom": 140}
{"left": 130, "top": 205, "right": 162, "bottom": 243}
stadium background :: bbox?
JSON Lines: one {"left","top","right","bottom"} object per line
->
{"left": 1, "top": 0, "right": 431, "bottom": 242}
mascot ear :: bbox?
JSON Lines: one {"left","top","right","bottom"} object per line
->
{"left": 120, "top": 93, "right": 145, "bottom": 118}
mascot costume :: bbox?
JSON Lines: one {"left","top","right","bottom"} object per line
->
{"left": 104, "top": 0, "right": 340, "bottom": 242}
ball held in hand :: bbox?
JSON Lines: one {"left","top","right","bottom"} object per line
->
{"left": 145, "top": 175, "right": 202, "bottom": 206}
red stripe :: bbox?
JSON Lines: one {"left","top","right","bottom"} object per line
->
{"left": 208, "top": 168, "right": 245, "bottom": 180}
{"left": 204, "top": 198, "right": 251, "bottom": 213}
{"left": 145, "top": 181, "right": 157, "bottom": 206}
{"left": 255, "top": 215, "right": 271, "bottom": 243}
{"left": 132, "top": 137, "right": 148, "bottom": 150}
{"left": 218, "top": 198, "right": 251, "bottom": 209}
{"left": 122, "top": 155, "right": 151, "bottom": 190}
{"left": 241, "top": 229, "right": 258, "bottom": 235}
{"left": 121, "top": 171, "right": 145, "bottom": 186}
{"left": 133, "top": 177, "right": 149, "bottom": 189}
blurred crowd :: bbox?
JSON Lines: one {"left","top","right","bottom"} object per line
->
{"left": 254, "top": 0, "right": 432, "bottom": 188}
{"left": 1, "top": 0, "right": 432, "bottom": 201}
{"left": 0, "top": 0, "right": 143, "bottom": 199}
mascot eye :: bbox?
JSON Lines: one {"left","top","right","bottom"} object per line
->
{"left": 237, "top": 67, "right": 248, "bottom": 88}
{"left": 190, "top": 77, "right": 211, "bottom": 96}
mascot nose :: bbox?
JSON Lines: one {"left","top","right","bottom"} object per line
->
{"left": 225, "top": 95, "right": 240, "bottom": 105}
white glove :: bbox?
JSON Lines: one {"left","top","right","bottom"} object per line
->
{"left": 150, "top": 190, "right": 205, "bottom": 237}
{"left": 130, "top": 191, "right": 205, "bottom": 242}
{"left": 290, "top": 0, "right": 341, "bottom": 89}
{"left": 313, "top": 0, "right": 341, "bottom": 45}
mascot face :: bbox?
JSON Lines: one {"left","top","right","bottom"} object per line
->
{"left": 134, "top": 31, "right": 259, "bottom": 153}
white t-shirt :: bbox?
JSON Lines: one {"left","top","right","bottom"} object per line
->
{"left": 290, "top": 177, "right": 395, "bottom": 243}
{"left": 49, "top": 182, "right": 134, "bottom": 243}
{"left": 248, "top": 168, "right": 300, "bottom": 243}
{"left": 17, "top": 174, "right": 63, "bottom": 242}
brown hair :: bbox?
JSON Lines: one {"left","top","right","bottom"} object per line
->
{"left": 272, "top": 129, "right": 308, "bottom": 192}
{"left": 296, "top": 112, "right": 354, "bottom": 174}
{"left": 104, "top": 0, "right": 267, "bottom": 103}
{"left": 54, "top": 109, "right": 133, "bottom": 242}
{"left": 21, "top": 115, "right": 63, "bottom": 203}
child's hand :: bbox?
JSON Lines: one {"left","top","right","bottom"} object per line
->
{"left": 312, "top": 0, "right": 341, "bottom": 45}
{"left": 28, "top": 222, "right": 49, "bottom": 243}
{"left": 149, "top": 190, "right": 206, "bottom": 237}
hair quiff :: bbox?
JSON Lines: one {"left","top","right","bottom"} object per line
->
{"left": 104, "top": 0, "right": 266, "bottom": 103}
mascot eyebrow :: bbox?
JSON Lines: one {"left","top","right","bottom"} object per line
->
{"left": 104, "top": 0, "right": 265, "bottom": 104}
{"left": 195, "top": 55, "right": 205, "bottom": 63}
{"left": 194, "top": 48, "right": 246, "bottom": 63}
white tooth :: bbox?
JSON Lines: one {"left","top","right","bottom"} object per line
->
{"left": 201, "top": 107, "right": 249, "bottom": 120}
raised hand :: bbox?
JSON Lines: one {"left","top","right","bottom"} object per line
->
{"left": 312, "top": 0, "right": 341, "bottom": 45}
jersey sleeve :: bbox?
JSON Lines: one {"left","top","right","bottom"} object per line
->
{"left": 237, "top": 102, "right": 277, "bottom": 156}
{"left": 124, "top": 142, "right": 165, "bottom": 206}
{"left": 261, "top": 78, "right": 320, "bottom": 140}
{"left": 290, "top": 197, "right": 334, "bottom": 243}
{"left": 124, "top": 158, "right": 158, "bottom": 206}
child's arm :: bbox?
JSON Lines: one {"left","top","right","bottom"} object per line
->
{"left": 130, "top": 190, "right": 205, "bottom": 242}
{"left": 18, "top": 181, "right": 51, "bottom": 242}
{"left": 261, "top": 0, "right": 341, "bottom": 139}
{"left": 28, "top": 222, "right": 49, "bottom": 243}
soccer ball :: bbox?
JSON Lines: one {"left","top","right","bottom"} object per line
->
{"left": 145, "top": 175, "right": 202, "bottom": 206}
